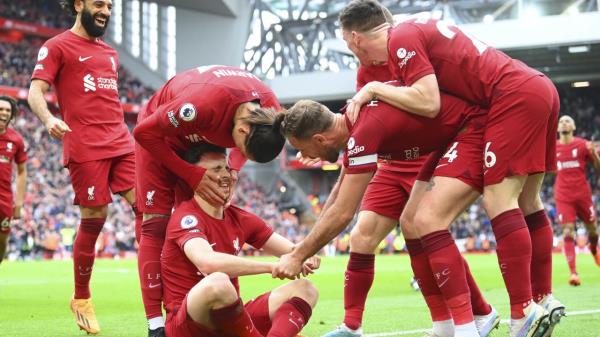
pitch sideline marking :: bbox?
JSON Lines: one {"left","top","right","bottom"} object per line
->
{"left": 365, "top": 309, "right": 600, "bottom": 337}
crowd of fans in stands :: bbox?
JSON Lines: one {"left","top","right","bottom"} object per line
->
{"left": 0, "top": 0, "right": 73, "bottom": 29}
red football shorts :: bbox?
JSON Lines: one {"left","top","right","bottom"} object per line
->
{"left": 166, "top": 292, "right": 272, "bottom": 337}
{"left": 68, "top": 153, "right": 135, "bottom": 207}
{"left": 556, "top": 195, "right": 597, "bottom": 225}
{"left": 359, "top": 167, "right": 417, "bottom": 220}
{"left": 135, "top": 142, "right": 195, "bottom": 215}
{"left": 483, "top": 75, "right": 559, "bottom": 186}
{"left": 417, "top": 115, "right": 487, "bottom": 193}
{"left": 0, "top": 210, "right": 11, "bottom": 234}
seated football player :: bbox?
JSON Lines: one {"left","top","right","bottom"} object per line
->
{"left": 161, "top": 143, "right": 319, "bottom": 337}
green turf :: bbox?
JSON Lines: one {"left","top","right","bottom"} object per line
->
{"left": 1, "top": 253, "right": 599, "bottom": 337}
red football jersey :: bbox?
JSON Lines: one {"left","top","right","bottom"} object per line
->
{"left": 31, "top": 31, "right": 133, "bottom": 165}
{"left": 387, "top": 18, "right": 542, "bottom": 106}
{"left": 161, "top": 199, "right": 274, "bottom": 314}
{"left": 356, "top": 64, "right": 426, "bottom": 173}
{"left": 343, "top": 90, "right": 484, "bottom": 174}
{"left": 0, "top": 128, "right": 27, "bottom": 214}
{"left": 554, "top": 137, "right": 596, "bottom": 201}
{"left": 134, "top": 65, "right": 281, "bottom": 188}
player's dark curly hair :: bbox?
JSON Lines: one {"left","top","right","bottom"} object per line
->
{"left": 242, "top": 107, "right": 286, "bottom": 163}
{"left": 0, "top": 95, "right": 18, "bottom": 122}
{"left": 60, "top": 0, "right": 78, "bottom": 16}
{"left": 181, "top": 143, "right": 227, "bottom": 164}
{"left": 339, "top": 0, "right": 390, "bottom": 32}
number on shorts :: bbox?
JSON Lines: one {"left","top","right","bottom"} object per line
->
{"left": 484, "top": 142, "right": 497, "bottom": 168}
{"left": 0, "top": 218, "right": 9, "bottom": 230}
{"left": 443, "top": 142, "right": 459, "bottom": 163}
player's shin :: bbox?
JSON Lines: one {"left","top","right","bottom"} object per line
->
{"left": 268, "top": 297, "right": 312, "bottom": 337}
{"left": 524, "top": 210, "right": 553, "bottom": 301}
{"left": 491, "top": 209, "right": 534, "bottom": 319}
{"left": 343, "top": 252, "right": 375, "bottom": 330}
{"left": 138, "top": 217, "right": 168, "bottom": 323}
{"left": 73, "top": 218, "right": 105, "bottom": 299}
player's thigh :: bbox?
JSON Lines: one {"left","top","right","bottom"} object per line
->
{"left": 483, "top": 175, "right": 527, "bottom": 220}
{"left": 135, "top": 143, "right": 178, "bottom": 215}
{"left": 555, "top": 199, "right": 577, "bottom": 226}
{"left": 414, "top": 177, "right": 480, "bottom": 237}
{"left": 350, "top": 211, "right": 397, "bottom": 253}
{"left": 517, "top": 173, "right": 545, "bottom": 216}
{"left": 108, "top": 152, "right": 135, "bottom": 200}
{"left": 68, "top": 159, "right": 112, "bottom": 207}
{"left": 400, "top": 179, "right": 429, "bottom": 239}
{"left": 483, "top": 75, "right": 556, "bottom": 187}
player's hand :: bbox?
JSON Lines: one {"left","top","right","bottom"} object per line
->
{"left": 346, "top": 81, "right": 378, "bottom": 124}
{"left": 12, "top": 205, "right": 22, "bottom": 219}
{"left": 44, "top": 115, "right": 71, "bottom": 140}
{"left": 296, "top": 152, "right": 321, "bottom": 166}
{"left": 272, "top": 252, "right": 303, "bottom": 280}
{"left": 301, "top": 255, "right": 321, "bottom": 276}
{"left": 195, "top": 170, "right": 227, "bottom": 207}
{"left": 587, "top": 140, "right": 599, "bottom": 157}
{"left": 224, "top": 169, "right": 238, "bottom": 208}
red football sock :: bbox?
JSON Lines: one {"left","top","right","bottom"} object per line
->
{"left": 211, "top": 298, "right": 264, "bottom": 337}
{"left": 463, "top": 256, "right": 491, "bottom": 316}
{"left": 491, "top": 209, "right": 533, "bottom": 319}
{"left": 343, "top": 252, "right": 375, "bottom": 330}
{"left": 563, "top": 236, "right": 577, "bottom": 275}
{"left": 589, "top": 232, "right": 598, "bottom": 256}
{"left": 268, "top": 297, "right": 312, "bottom": 337}
{"left": 525, "top": 210, "right": 553, "bottom": 302}
{"left": 73, "top": 218, "right": 105, "bottom": 299}
{"left": 421, "top": 231, "right": 473, "bottom": 325}
{"left": 406, "top": 239, "right": 451, "bottom": 322}
{"left": 138, "top": 217, "right": 168, "bottom": 319}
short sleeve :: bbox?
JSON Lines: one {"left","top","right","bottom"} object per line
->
{"left": 14, "top": 135, "right": 27, "bottom": 164}
{"left": 167, "top": 208, "right": 209, "bottom": 250}
{"left": 388, "top": 23, "right": 435, "bottom": 86}
{"left": 343, "top": 111, "right": 385, "bottom": 174}
{"left": 154, "top": 85, "right": 214, "bottom": 138}
{"left": 243, "top": 212, "right": 274, "bottom": 250}
{"left": 31, "top": 39, "right": 63, "bottom": 85}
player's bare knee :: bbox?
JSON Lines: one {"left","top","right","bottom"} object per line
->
{"left": 517, "top": 194, "right": 544, "bottom": 216}
{"left": 289, "top": 279, "right": 319, "bottom": 307}
{"left": 399, "top": 214, "right": 418, "bottom": 239}
{"left": 201, "top": 272, "right": 238, "bottom": 305}
{"left": 562, "top": 224, "right": 575, "bottom": 238}
{"left": 349, "top": 226, "right": 377, "bottom": 253}
{"left": 413, "top": 209, "right": 440, "bottom": 236}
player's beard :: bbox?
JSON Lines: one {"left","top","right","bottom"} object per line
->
{"left": 81, "top": 7, "right": 109, "bottom": 37}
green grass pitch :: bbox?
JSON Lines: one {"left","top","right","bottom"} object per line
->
{"left": 1, "top": 253, "right": 599, "bottom": 337}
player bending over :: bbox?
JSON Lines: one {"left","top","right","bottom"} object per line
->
{"left": 161, "top": 143, "right": 319, "bottom": 337}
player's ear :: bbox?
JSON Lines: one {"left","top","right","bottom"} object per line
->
{"left": 313, "top": 133, "right": 326, "bottom": 144}
{"left": 75, "top": 0, "right": 85, "bottom": 13}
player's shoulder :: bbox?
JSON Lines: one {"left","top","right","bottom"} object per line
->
{"left": 225, "top": 205, "right": 263, "bottom": 225}
{"left": 171, "top": 200, "right": 203, "bottom": 222}
{"left": 42, "top": 30, "right": 72, "bottom": 47}
{"left": 6, "top": 128, "right": 24, "bottom": 141}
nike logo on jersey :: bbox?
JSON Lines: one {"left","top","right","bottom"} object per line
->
{"left": 148, "top": 283, "right": 161, "bottom": 288}
{"left": 79, "top": 56, "right": 93, "bottom": 62}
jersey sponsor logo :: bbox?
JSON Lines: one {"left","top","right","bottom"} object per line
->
{"left": 37, "top": 47, "right": 48, "bottom": 61}
{"left": 396, "top": 47, "right": 407, "bottom": 59}
{"left": 212, "top": 68, "right": 259, "bottom": 80}
{"left": 87, "top": 186, "right": 95, "bottom": 200}
{"left": 348, "top": 153, "right": 377, "bottom": 167}
{"left": 79, "top": 56, "right": 93, "bottom": 62}
{"left": 84, "top": 74, "right": 96, "bottom": 92}
{"left": 34, "top": 64, "right": 44, "bottom": 71}
{"left": 397, "top": 49, "right": 417, "bottom": 69}
{"left": 347, "top": 137, "right": 355, "bottom": 149}
{"left": 557, "top": 160, "right": 580, "bottom": 170}
{"left": 0, "top": 155, "right": 9, "bottom": 163}
{"left": 145, "top": 190, "right": 155, "bottom": 206}
{"left": 185, "top": 133, "right": 203, "bottom": 143}
{"left": 347, "top": 145, "right": 365, "bottom": 156}
{"left": 167, "top": 110, "right": 179, "bottom": 128}
{"left": 179, "top": 103, "right": 196, "bottom": 122}
{"left": 181, "top": 215, "right": 198, "bottom": 229}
